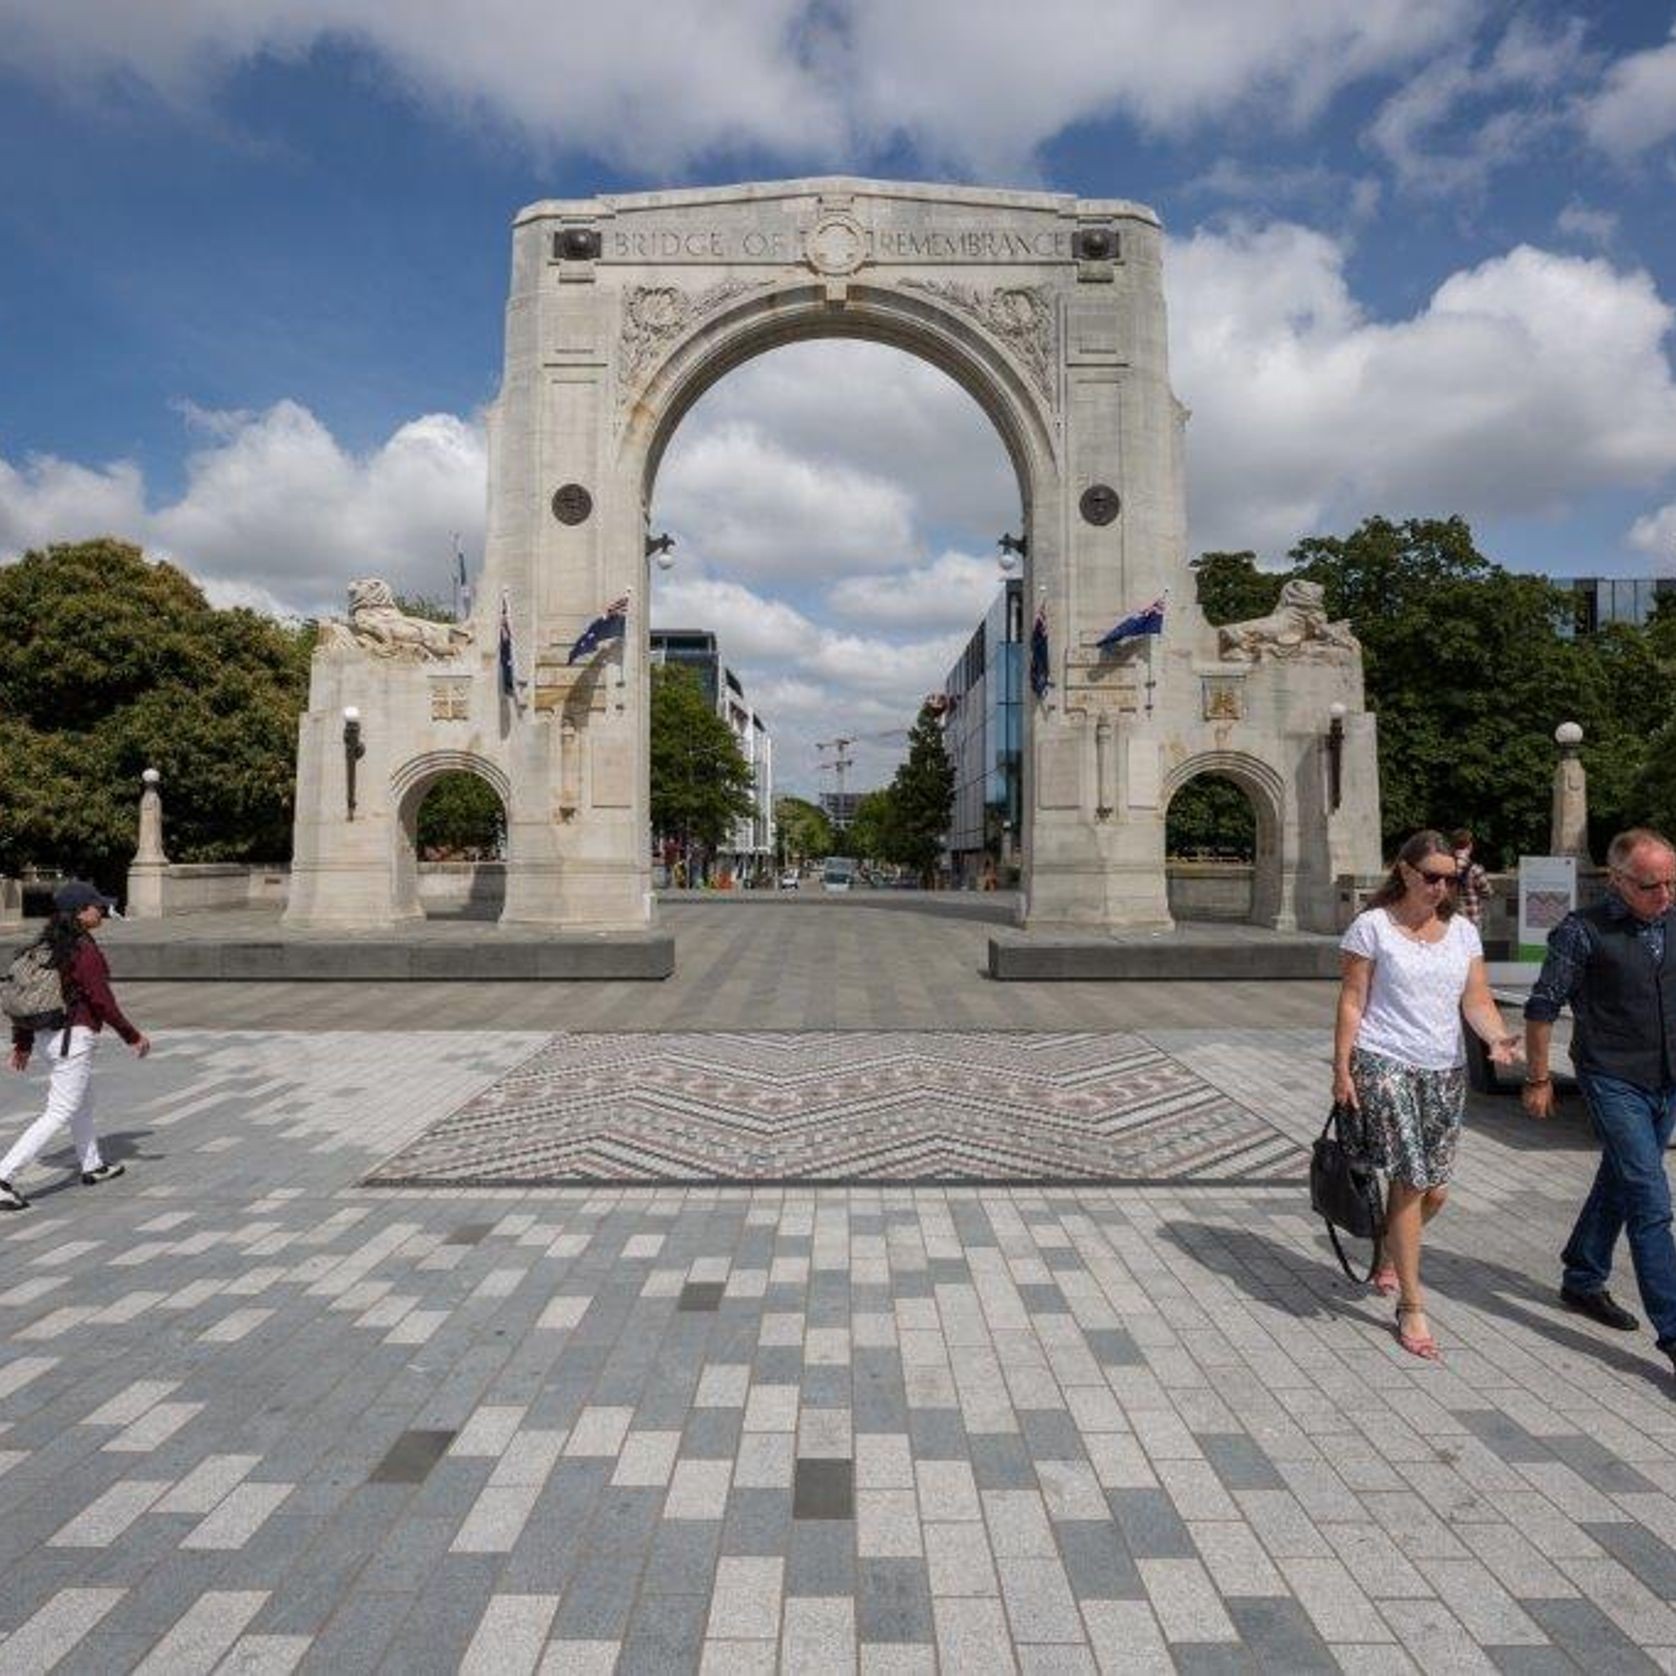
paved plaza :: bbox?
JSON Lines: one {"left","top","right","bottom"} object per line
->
{"left": 0, "top": 902, "right": 1672, "bottom": 1673}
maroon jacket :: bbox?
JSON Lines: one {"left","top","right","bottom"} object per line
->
{"left": 10, "top": 935, "right": 141, "bottom": 1051}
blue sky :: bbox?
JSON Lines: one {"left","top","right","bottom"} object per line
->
{"left": 2, "top": 2, "right": 1674, "bottom": 793}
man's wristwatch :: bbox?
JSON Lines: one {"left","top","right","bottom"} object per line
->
{"left": 1523, "top": 1076, "right": 1551, "bottom": 1087}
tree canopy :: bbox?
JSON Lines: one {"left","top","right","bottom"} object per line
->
{"left": 0, "top": 540, "right": 311, "bottom": 888}
{"left": 773, "top": 794, "right": 833, "bottom": 865}
{"left": 1192, "top": 516, "right": 1668, "bottom": 865}
{"left": 880, "top": 700, "right": 956, "bottom": 884}
{"left": 648, "top": 663, "right": 756, "bottom": 862}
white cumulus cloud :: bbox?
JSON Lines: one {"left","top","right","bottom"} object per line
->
{"left": 1168, "top": 223, "right": 1676, "bottom": 556}
{"left": 656, "top": 421, "right": 917, "bottom": 581}
{"left": 1630, "top": 502, "right": 1676, "bottom": 561}
{"left": 1582, "top": 24, "right": 1676, "bottom": 160}
{"left": 0, "top": 0, "right": 1478, "bottom": 177}
{"left": 826, "top": 550, "right": 1002, "bottom": 629}
{"left": 0, "top": 401, "right": 487, "bottom": 616}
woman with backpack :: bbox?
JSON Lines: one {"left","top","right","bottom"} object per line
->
{"left": 2, "top": 881, "right": 149, "bottom": 1211}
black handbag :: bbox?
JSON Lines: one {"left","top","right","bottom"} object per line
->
{"left": 1310, "top": 1102, "right": 1386, "bottom": 1283}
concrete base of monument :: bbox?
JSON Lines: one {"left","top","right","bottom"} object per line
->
{"left": 95, "top": 909, "right": 674, "bottom": 982}
{"left": 988, "top": 923, "right": 1343, "bottom": 981}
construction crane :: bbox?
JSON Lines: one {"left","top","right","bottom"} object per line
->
{"left": 814, "top": 737, "right": 856, "bottom": 830}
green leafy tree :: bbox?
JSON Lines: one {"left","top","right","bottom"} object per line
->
{"left": 1285, "top": 516, "right": 1594, "bottom": 865}
{"left": 1191, "top": 550, "right": 1282, "bottom": 625}
{"left": 845, "top": 789, "right": 899, "bottom": 865}
{"left": 883, "top": 700, "right": 955, "bottom": 885}
{"left": 416, "top": 773, "right": 505, "bottom": 858}
{"left": 649, "top": 664, "right": 755, "bottom": 871}
{"left": 1165, "top": 776, "right": 1256, "bottom": 860}
{"left": 0, "top": 540, "right": 311, "bottom": 887}
{"left": 774, "top": 794, "right": 832, "bottom": 865}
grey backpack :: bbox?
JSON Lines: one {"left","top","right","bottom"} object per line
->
{"left": 0, "top": 942, "right": 67, "bottom": 1031}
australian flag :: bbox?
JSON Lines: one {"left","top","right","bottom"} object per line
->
{"left": 568, "top": 594, "right": 630, "bottom": 665}
{"left": 1029, "top": 599, "right": 1052, "bottom": 699}
{"left": 498, "top": 591, "right": 519, "bottom": 698}
{"left": 1097, "top": 595, "right": 1167, "bottom": 651}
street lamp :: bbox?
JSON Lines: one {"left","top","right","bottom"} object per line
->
{"left": 342, "top": 706, "right": 365, "bottom": 821}
{"left": 1326, "top": 701, "right": 1346, "bottom": 813}
{"left": 647, "top": 532, "right": 676, "bottom": 572}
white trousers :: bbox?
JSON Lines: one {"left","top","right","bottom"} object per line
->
{"left": 1, "top": 1026, "right": 103, "bottom": 1180}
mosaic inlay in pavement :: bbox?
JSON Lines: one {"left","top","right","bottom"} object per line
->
{"left": 363, "top": 1032, "right": 1305, "bottom": 1187}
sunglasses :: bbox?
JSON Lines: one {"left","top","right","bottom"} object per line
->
{"left": 1409, "top": 866, "right": 1456, "bottom": 886}
{"left": 1616, "top": 872, "right": 1676, "bottom": 895}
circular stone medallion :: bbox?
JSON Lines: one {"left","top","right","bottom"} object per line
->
{"left": 552, "top": 483, "right": 593, "bottom": 526}
{"left": 1080, "top": 484, "right": 1121, "bottom": 526}
{"left": 805, "top": 215, "right": 868, "bottom": 276}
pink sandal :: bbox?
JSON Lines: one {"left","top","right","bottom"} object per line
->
{"left": 1370, "top": 1263, "right": 1398, "bottom": 1297}
{"left": 1395, "top": 1305, "right": 1440, "bottom": 1361}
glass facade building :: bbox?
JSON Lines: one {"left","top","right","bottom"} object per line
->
{"left": 1555, "top": 576, "right": 1676, "bottom": 637}
{"left": 941, "top": 580, "right": 1023, "bottom": 885}
{"left": 649, "top": 629, "right": 774, "bottom": 881}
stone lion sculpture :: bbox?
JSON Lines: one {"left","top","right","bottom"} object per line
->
{"left": 1216, "top": 578, "right": 1359, "bottom": 663}
{"left": 318, "top": 577, "right": 471, "bottom": 661}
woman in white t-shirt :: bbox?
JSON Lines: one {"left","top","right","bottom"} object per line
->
{"left": 1334, "top": 829, "right": 1519, "bottom": 1359}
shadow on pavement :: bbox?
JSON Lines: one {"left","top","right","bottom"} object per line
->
{"left": 27, "top": 1126, "right": 159, "bottom": 1202}
{"left": 1160, "top": 1215, "right": 1671, "bottom": 1391}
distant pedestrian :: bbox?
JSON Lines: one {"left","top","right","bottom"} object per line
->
{"left": 1, "top": 882, "right": 149, "bottom": 1211}
{"left": 1334, "top": 830, "right": 1519, "bottom": 1358}
{"left": 1523, "top": 827, "right": 1676, "bottom": 1365}
{"left": 1450, "top": 828, "right": 1493, "bottom": 927}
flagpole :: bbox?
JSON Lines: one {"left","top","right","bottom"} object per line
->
{"left": 1144, "top": 587, "right": 1168, "bottom": 718}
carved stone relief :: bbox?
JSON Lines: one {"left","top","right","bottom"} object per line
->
{"left": 616, "top": 279, "right": 772, "bottom": 415}
{"left": 1201, "top": 677, "right": 1243, "bottom": 722}
{"left": 1216, "top": 579, "right": 1359, "bottom": 664}
{"left": 317, "top": 578, "right": 472, "bottom": 662}
{"left": 429, "top": 678, "right": 470, "bottom": 720}
{"left": 899, "top": 279, "right": 1057, "bottom": 406}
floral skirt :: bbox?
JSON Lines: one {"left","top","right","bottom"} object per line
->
{"left": 1348, "top": 1046, "right": 1465, "bottom": 1190}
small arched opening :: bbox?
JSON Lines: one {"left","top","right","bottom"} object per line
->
{"left": 391, "top": 753, "right": 512, "bottom": 921}
{"left": 1162, "top": 751, "right": 1287, "bottom": 928}
{"left": 1165, "top": 773, "right": 1258, "bottom": 923}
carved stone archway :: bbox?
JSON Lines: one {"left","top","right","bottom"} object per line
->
{"left": 284, "top": 178, "right": 1381, "bottom": 933}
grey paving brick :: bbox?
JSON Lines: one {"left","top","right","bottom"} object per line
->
{"left": 1524, "top": 1596, "right": 1661, "bottom": 1671}
{"left": 1200, "top": 1434, "right": 1285, "bottom": 1493}
{"left": 1107, "top": 1488, "right": 1198, "bottom": 1560}
{"left": 788, "top": 1519, "right": 858, "bottom": 1598}
{"left": 619, "top": 1591, "right": 709, "bottom": 1675}
{"left": 907, "top": 1410, "right": 969, "bottom": 1460}
{"left": 1226, "top": 1597, "right": 1337, "bottom": 1672}
{"left": 646, "top": 1518, "right": 722, "bottom": 1595}
{"left": 1019, "top": 1410, "right": 1084, "bottom": 1461}
{"left": 722, "top": 1487, "right": 795, "bottom": 1556}
{"left": 857, "top": 1557, "right": 936, "bottom": 1644}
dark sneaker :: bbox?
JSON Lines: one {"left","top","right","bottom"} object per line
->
{"left": 1560, "top": 1286, "right": 1640, "bottom": 1331}
{"left": 80, "top": 1163, "right": 125, "bottom": 1187}
{"left": 0, "top": 1179, "right": 28, "bottom": 1211}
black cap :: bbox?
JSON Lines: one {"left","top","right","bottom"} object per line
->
{"left": 54, "top": 880, "right": 120, "bottom": 917}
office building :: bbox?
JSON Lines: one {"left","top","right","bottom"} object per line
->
{"left": 941, "top": 579, "right": 1023, "bottom": 886}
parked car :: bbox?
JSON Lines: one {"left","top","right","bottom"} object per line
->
{"left": 778, "top": 869, "right": 800, "bottom": 891}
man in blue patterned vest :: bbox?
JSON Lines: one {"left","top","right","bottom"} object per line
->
{"left": 1525, "top": 828, "right": 1676, "bottom": 1367}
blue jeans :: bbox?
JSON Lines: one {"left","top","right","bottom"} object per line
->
{"left": 1563, "top": 1072, "right": 1676, "bottom": 1345}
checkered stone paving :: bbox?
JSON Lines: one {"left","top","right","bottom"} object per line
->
{"left": 360, "top": 1032, "right": 1306, "bottom": 1188}
{"left": 4, "top": 1023, "right": 1676, "bottom": 1670}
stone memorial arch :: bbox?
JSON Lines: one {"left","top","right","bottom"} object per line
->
{"left": 285, "top": 178, "right": 1381, "bottom": 932}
